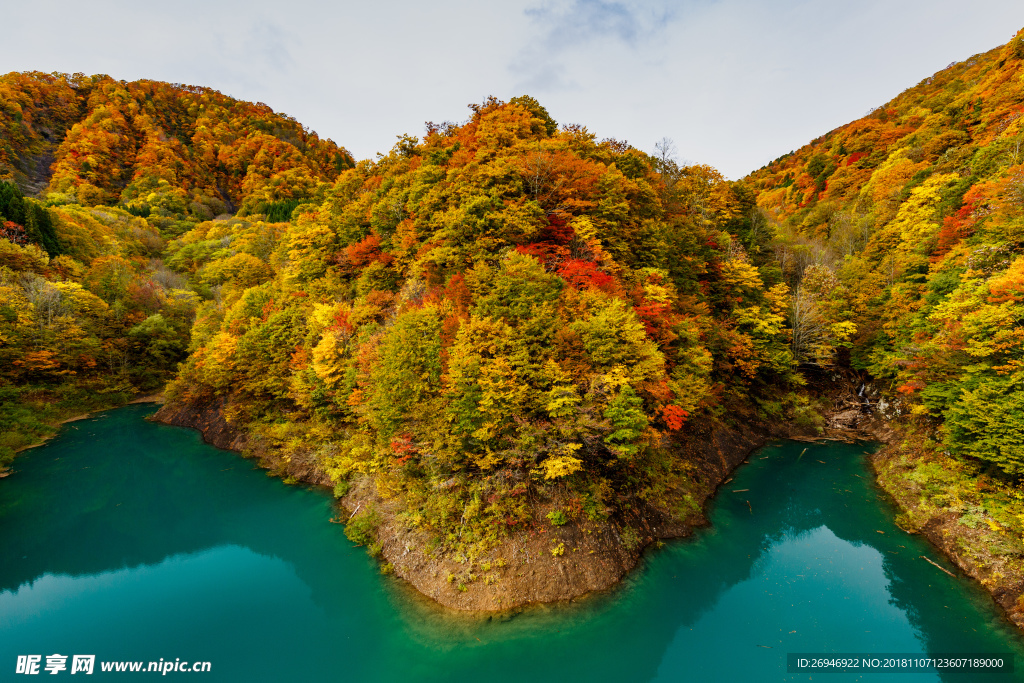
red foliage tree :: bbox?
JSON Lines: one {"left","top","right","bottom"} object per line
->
{"left": 0, "top": 220, "right": 27, "bottom": 245}
{"left": 557, "top": 259, "right": 616, "bottom": 292}
{"left": 662, "top": 405, "right": 689, "bottom": 430}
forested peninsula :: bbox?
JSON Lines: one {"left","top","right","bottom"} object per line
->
{"left": 2, "top": 29, "right": 1024, "bottom": 624}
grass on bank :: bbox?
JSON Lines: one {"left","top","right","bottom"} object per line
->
{"left": 0, "top": 383, "right": 133, "bottom": 471}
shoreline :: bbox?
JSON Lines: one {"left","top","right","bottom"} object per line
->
{"left": 151, "top": 391, "right": 1023, "bottom": 630}
{"left": 152, "top": 396, "right": 784, "bottom": 611}
{"left": 7, "top": 393, "right": 166, "bottom": 458}
{"left": 851, "top": 409, "right": 1024, "bottom": 632}
{"left": 869, "top": 439, "right": 1024, "bottom": 632}
{"left": 337, "top": 422, "right": 771, "bottom": 611}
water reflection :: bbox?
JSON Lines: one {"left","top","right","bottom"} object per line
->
{"left": 0, "top": 407, "right": 1021, "bottom": 682}
{"left": 378, "top": 441, "right": 1024, "bottom": 682}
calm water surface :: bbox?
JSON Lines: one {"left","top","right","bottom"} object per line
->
{"left": 1, "top": 405, "right": 1022, "bottom": 681}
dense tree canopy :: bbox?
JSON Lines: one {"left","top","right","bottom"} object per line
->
{"left": 0, "top": 185, "right": 196, "bottom": 464}
{"left": 0, "top": 72, "right": 353, "bottom": 233}
{"left": 161, "top": 96, "right": 799, "bottom": 553}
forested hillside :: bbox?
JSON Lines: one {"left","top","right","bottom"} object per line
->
{"left": 1, "top": 75, "right": 807, "bottom": 582}
{"left": 0, "top": 72, "right": 352, "bottom": 228}
{"left": 747, "top": 27, "right": 1024, "bottom": 608}
{"left": 0, "top": 72, "right": 352, "bottom": 468}
{"left": 161, "top": 95, "right": 806, "bottom": 563}
{"left": 0, "top": 186, "right": 193, "bottom": 462}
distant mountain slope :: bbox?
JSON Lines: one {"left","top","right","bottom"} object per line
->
{"left": 745, "top": 27, "right": 1024, "bottom": 470}
{"left": 0, "top": 72, "right": 353, "bottom": 230}
{"left": 749, "top": 29, "right": 1024, "bottom": 231}
{"left": 743, "top": 27, "right": 1024, "bottom": 627}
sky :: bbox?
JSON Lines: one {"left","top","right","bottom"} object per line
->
{"left": 3, "top": 0, "right": 1024, "bottom": 179}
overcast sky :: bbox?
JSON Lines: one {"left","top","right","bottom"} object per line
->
{"left": 4, "top": 1, "right": 1024, "bottom": 178}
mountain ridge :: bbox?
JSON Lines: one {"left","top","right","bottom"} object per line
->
{"left": 0, "top": 72, "right": 353, "bottom": 228}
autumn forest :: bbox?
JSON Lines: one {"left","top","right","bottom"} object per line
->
{"left": 3, "top": 27, "right": 1024, "bottom": 622}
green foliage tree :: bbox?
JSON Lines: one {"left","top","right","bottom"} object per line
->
{"left": 946, "top": 371, "right": 1024, "bottom": 475}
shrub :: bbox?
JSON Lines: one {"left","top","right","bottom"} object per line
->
{"left": 345, "top": 508, "right": 381, "bottom": 546}
{"left": 620, "top": 526, "right": 641, "bottom": 552}
{"left": 945, "top": 371, "right": 1024, "bottom": 476}
{"left": 546, "top": 509, "right": 568, "bottom": 526}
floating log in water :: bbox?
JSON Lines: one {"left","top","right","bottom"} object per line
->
{"left": 921, "top": 555, "right": 956, "bottom": 577}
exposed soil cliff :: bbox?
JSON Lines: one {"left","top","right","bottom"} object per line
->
{"left": 340, "top": 418, "right": 773, "bottom": 610}
{"left": 153, "top": 397, "right": 249, "bottom": 452}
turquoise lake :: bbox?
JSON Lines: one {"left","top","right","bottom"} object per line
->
{"left": 2, "top": 404, "right": 1023, "bottom": 681}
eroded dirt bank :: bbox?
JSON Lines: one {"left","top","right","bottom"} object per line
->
{"left": 869, "top": 440, "right": 1024, "bottom": 631}
{"left": 340, "top": 420, "right": 773, "bottom": 610}
{"left": 153, "top": 398, "right": 331, "bottom": 486}
{"left": 152, "top": 396, "right": 784, "bottom": 610}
